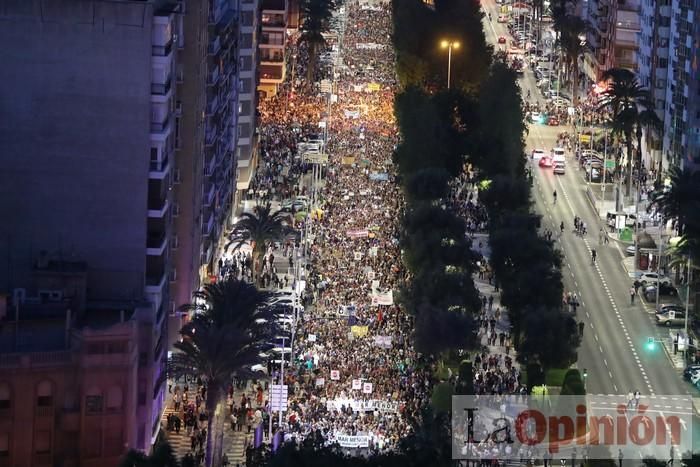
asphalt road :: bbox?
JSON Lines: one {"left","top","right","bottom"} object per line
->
{"left": 479, "top": 3, "right": 699, "bottom": 459}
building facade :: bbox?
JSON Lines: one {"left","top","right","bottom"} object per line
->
{"left": 258, "top": 0, "right": 288, "bottom": 97}
{"left": 235, "top": 0, "right": 262, "bottom": 194}
{"left": 0, "top": 261, "right": 150, "bottom": 467}
{"left": 585, "top": 0, "right": 641, "bottom": 82}
{"left": 638, "top": 0, "right": 700, "bottom": 172}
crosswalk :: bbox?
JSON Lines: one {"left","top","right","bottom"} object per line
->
{"left": 160, "top": 385, "right": 254, "bottom": 465}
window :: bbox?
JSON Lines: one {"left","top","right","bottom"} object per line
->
{"left": 34, "top": 431, "right": 50, "bottom": 454}
{"left": 63, "top": 390, "right": 79, "bottom": 412}
{"left": 85, "top": 387, "right": 103, "bottom": 415}
{"left": 0, "top": 433, "right": 8, "bottom": 457}
{"left": 36, "top": 381, "right": 53, "bottom": 407}
{"left": 106, "top": 386, "right": 123, "bottom": 413}
{"left": 658, "top": 58, "right": 668, "bottom": 68}
{"left": 0, "top": 383, "right": 10, "bottom": 410}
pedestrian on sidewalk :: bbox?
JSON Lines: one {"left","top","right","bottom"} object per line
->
{"left": 488, "top": 295, "right": 494, "bottom": 311}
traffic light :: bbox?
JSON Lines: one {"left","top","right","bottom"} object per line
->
{"left": 646, "top": 337, "right": 656, "bottom": 351}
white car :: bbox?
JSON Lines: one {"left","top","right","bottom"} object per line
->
{"left": 530, "top": 112, "right": 542, "bottom": 123}
{"left": 553, "top": 163, "right": 565, "bottom": 175}
{"left": 637, "top": 272, "right": 670, "bottom": 286}
{"left": 532, "top": 149, "right": 546, "bottom": 159}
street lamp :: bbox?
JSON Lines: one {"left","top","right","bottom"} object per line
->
{"left": 440, "top": 40, "right": 460, "bottom": 89}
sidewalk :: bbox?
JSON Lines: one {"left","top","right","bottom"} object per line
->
{"left": 160, "top": 379, "right": 259, "bottom": 465}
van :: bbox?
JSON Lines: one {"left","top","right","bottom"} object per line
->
{"left": 551, "top": 147, "right": 566, "bottom": 165}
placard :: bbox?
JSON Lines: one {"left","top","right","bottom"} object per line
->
{"left": 316, "top": 378, "right": 325, "bottom": 387}
{"left": 351, "top": 325, "right": 369, "bottom": 337}
{"left": 362, "top": 382, "right": 373, "bottom": 394}
{"left": 354, "top": 251, "right": 363, "bottom": 261}
{"left": 308, "top": 334, "right": 317, "bottom": 342}
{"left": 352, "top": 379, "right": 362, "bottom": 390}
{"left": 330, "top": 370, "right": 340, "bottom": 380}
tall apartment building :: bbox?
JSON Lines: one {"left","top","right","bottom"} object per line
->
{"left": 170, "top": 0, "right": 240, "bottom": 325}
{"left": 235, "top": 0, "right": 262, "bottom": 194}
{"left": 258, "top": 0, "right": 288, "bottom": 97}
{"left": 0, "top": 0, "right": 242, "bottom": 462}
{"left": 0, "top": 1, "right": 180, "bottom": 458}
{"left": 584, "top": 0, "right": 641, "bottom": 82}
{"left": 638, "top": 0, "right": 700, "bottom": 172}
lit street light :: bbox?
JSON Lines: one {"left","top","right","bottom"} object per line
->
{"left": 440, "top": 40, "right": 460, "bottom": 89}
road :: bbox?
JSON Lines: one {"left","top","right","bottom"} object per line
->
{"left": 479, "top": 2, "right": 698, "bottom": 459}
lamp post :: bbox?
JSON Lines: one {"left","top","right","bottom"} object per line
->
{"left": 440, "top": 40, "right": 460, "bottom": 89}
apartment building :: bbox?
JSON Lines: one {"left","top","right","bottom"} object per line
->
{"left": 236, "top": 0, "right": 262, "bottom": 194}
{"left": 584, "top": 0, "right": 641, "bottom": 82}
{"left": 0, "top": 260, "right": 149, "bottom": 467}
{"left": 0, "top": 1, "right": 181, "bottom": 458}
{"left": 258, "top": 0, "right": 288, "bottom": 97}
{"left": 638, "top": 0, "right": 700, "bottom": 172}
{"left": 171, "top": 0, "right": 240, "bottom": 326}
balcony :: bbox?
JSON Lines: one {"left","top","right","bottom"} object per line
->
{"left": 207, "top": 66, "right": 221, "bottom": 86}
{"left": 150, "top": 115, "right": 171, "bottom": 133}
{"left": 149, "top": 154, "right": 170, "bottom": 179}
{"left": 35, "top": 405, "right": 54, "bottom": 418}
{"left": 202, "top": 212, "right": 215, "bottom": 236}
{"left": 152, "top": 40, "right": 173, "bottom": 57}
{"left": 203, "top": 183, "right": 216, "bottom": 207}
{"left": 206, "top": 95, "right": 219, "bottom": 115}
{"left": 147, "top": 197, "right": 170, "bottom": 218}
{"left": 206, "top": 152, "right": 217, "bottom": 176}
{"left": 145, "top": 271, "right": 167, "bottom": 293}
{"left": 147, "top": 233, "right": 168, "bottom": 256}
{"left": 205, "top": 126, "right": 218, "bottom": 147}
{"left": 151, "top": 78, "right": 172, "bottom": 96}
{"left": 208, "top": 36, "right": 222, "bottom": 56}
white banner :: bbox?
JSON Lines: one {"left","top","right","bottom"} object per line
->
{"left": 326, "top": 398, "right": 400, "bottom": 413}
{"left": 373, "top": 335, "right": 392, "bottom": 349}
{"left": 370, "top": 290, "right": 393, "bottom": 306}
{"left": 334, "top": 434, "right": 370, "bottom": 448}
{"left": 344, "top": 109, "right": 361, "bottom": 119}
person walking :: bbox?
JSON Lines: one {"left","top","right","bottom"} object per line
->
{"left": 629, "top": 287, "right": 636, "bottom": 305}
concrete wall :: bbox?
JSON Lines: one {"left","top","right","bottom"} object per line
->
{"left": 0, "top": 0, "right": 154, "bottom": 300}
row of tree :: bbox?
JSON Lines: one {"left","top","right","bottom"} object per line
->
{"left": 476, "top": 61, "right": 580, "bottom": 381}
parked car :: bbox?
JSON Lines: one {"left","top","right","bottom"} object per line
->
{"left": 683, "top": 365, "right": 700, "bottom": 380}
{"left": 655, "top": 304, "right": 686, "bottom": 327}
{"left": 637, "top": 272, "right": 671, "bottom": 286}
{"left": 530, "top": 111, "right": 543, "bottom": 123}
{"left": 643, "top": 283, "right": 679, "bottom": 301}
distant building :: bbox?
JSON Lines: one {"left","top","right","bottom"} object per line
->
{"left": 258, "top": 0, "right": 288, "bottom": 97}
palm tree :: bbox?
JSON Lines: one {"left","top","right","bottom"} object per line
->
{"left": 227, "top": 203, "right": 290, "bottom": 283}
{"left": 298, "top": 0, "right": 339, "bottom": 83}
{"left": 120, "top": 441, "right": 179, "bottom": 467}
{"left": 598, "top": 68, "right": 657, "bottom": 197}
{"left": 558, "top": 16, "right": 587, "bottom": 105}
{"left": 651, "top": 167, "right": 700, "bottom": 254}
{"left": 168, "top": 279, "right": 274, "bottom": 467}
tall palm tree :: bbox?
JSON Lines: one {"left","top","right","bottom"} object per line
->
{"left": 298, "top": 0, "right": 338, "bottom": 83}
{"left": 119, "top": 441, "right": 179, "bottom": 467}
{"left": 598, "top": 68, "right": 657, "bottom": 197}
{"left": 168, "top": 279, "right": 274, "bottom": 467}
{"left": 651, "top": 167, "right": 700, "bottom": 255}
{"left": 227, "top": 203, "right": 290, "bottom": 282}
{"left": 558, "top": 16, "right": 587, "bottom": 105}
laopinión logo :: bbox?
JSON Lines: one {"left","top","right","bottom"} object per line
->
{"left": 452, "top": 395, "right": 693, "bottom": 461}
